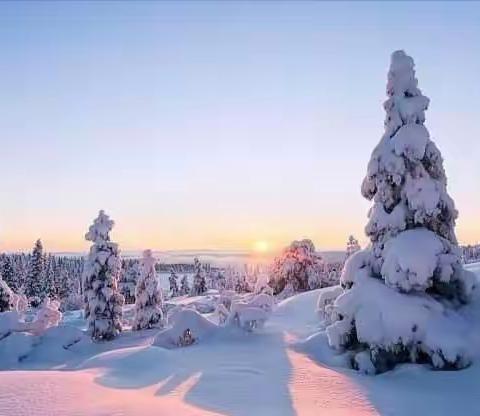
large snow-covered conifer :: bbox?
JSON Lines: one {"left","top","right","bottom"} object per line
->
{"left": 322, "top": 51, "right": 477, "bottom": 374}
{"left": 133, "top": 250, "right": 163, "bottom": 330}
{"left": 83, "top": 210, "right": 124, "bottom": 341}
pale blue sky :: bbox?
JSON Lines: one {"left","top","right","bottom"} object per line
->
{"left": 0, "top": 1, "right": 479, "bottom": 252}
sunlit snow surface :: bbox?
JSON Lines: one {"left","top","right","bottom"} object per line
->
{"left": 0, "top": 263, "right": 479, "bottom": 415}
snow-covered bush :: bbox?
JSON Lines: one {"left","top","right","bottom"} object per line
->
{"left": 316, "top": 285, "right": 343, "bottom": 324}
{"left": 322, "top": 51, "right": 476, "bottom": 374}
{"left": 133, "top": 250, "right": 164, "bottom": 330}
{"left": 83, "top": 210, "right": 124, "bottom": 341}
{"left": 28, "top": 298, "right": 62, "bottom": 336}
{"left": 270, "top": 239, "right": 327, "bottom": 295}
{"left": 191, "top": 258, "right": 207, "bottom": 296}
{"left": 226, "top": 293, "right": 275, "bottom": 331}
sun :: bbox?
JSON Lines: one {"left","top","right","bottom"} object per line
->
{"left": 253, "top": 240, "right": 270, "bottom": 253}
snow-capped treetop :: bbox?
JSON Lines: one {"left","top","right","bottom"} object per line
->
{"left": 361, "top": 50, "right": 458, "bottom": 266}
{"left": 85, "top": 210, "right": 115, "bottom": 243}
{"left": 142, "top": 249, "right": 156, "bottom": 273}
{"left": 385, "top": 50, "right": 429, "bottom": 137}
{"left": 33, "top": 239, "right": 43, "bottom": 255}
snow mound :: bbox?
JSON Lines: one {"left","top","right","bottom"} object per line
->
{"left": 153, "top": 308, "right": 219, "bottom": 349}
{"left": 226, "top": 293, "right": 275, "bottom": 331}
{"left": 0, "top": 311, "right": 22, "bottom": 338}
{"left": 0, "top": 332, "right": 34, "bottom": 369}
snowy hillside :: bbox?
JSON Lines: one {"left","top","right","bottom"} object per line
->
{"left": 0, "top": 263, "right": 478, "bottom": 415}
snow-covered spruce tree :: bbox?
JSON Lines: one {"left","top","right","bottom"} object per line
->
{"left": 215, "top": 271, "right": 226, "bottom": 290}
{"left": 169, "top": 268, "right": 179, "bottom": 298}
{"left": 0, "top": 277, "right": 13, "bottom": 312}
{"left": 44, "top": 255, "right": 56, "bottom": 299}
{"left": 133, "top": 250, "right": 163, "bottom": 330}
{"left": 83, "top": 210, "right": 124, "bottom": 341}
{"left": 0, "top": 255, "right": 18, "bottom": 292}
{"left": 119, "top": 259, "right": 140, "bottom": 304}
{"left": 269, "top": 239, "right": 326, "bottom": 295}
{"left": 345, "top": 235, "right": 361, "bottom": 259}
{"left": 180, "top": 274, "right": 190, "bottom": 295}
{"left": 191, "top": 257, "right": 207, "bottom": 296}
{"left": 25, "top": 239, "right": 46, "bottom": 306}
{"left": 323, "top": 51, "right": 477, "bottom": 374}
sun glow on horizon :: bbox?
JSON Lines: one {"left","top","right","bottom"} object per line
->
{"left": 253, "top": 240, "right": 270, "bottom": 253}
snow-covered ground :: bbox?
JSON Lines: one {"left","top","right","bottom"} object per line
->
{"left": 0, "top": 263, "right": 479, "bottom": 415}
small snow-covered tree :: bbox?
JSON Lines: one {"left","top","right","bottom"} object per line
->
{"left": 83, "top": 210, "right": 124, "bottom": 341}
{"left": 345, "top": 235, "right": 361, "bottom": 259}
{"left": 191, "top": 258, "right": 207, "bottom": 296}
{"left": 133, "top": 250, "right": 163, "bottom": 330}
{"left": 180, "top": 274, "right": 190, "bottom": 295}
{"left": 25, "top": 239, "right": 46, "bottom": 305}
{"left": 0, "top": 278, "right": 13, "bottom": 312}
{"left": 44, "top": 255, "right": 57, "bottom": 299}
{"left": 119, "top": 260, "right": 139, "bottom": 304}
{"left": 169, "top": 268, "right": 179, "bottom": 298}
{"left": 215, "top": 271, "right": 226, "bottom": 290}
{"left": 269, "top": 239, "right": 326, "bottom": 295}
{"left": 234, "top": 272, "right": 249, "bottom": 293}
{"left": 323, "top": 51, "right": 476, "bottom": 374}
